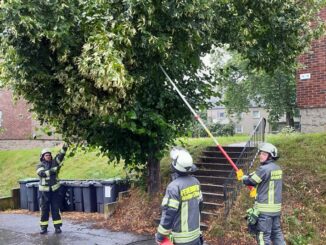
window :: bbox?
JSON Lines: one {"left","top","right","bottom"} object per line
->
{"left": 0, "top": 111, "right": 2, "bottom": 127}
{"left": 235, "top": 125, "right": 243, "bottom": 133}
{"left": 252, "top": 110, "right": 260, "bottom": 119}
{"left": 219, "top": 112, "right": 225, "bottom": 118}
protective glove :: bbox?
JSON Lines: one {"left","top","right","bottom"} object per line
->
{"left": 155, "top": 232, "right": 165, "bottom": 244}
{"left": 62, "top": 143, "right": 68, "bottom": 152}
{"left": 242, "top": 175, "right": 249, "bottom": 182}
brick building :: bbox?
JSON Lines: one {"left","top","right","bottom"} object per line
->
{"left": 0, "top": 89, "right": 33, "bottom": 139}
{"left": 0, "top": 89, "right": 58, "bottom": 140}
{"left": 297, "top": 8, "right": 326, "bottom": 133}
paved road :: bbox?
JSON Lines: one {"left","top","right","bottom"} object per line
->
{"left": 0, "top": 213, "right": 156, "bottom": 245}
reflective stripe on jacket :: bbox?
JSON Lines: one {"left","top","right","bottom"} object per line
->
{"left": 36, "top": 148, "right": 66, "bottom": 192}
{"left": 157, "top": 175, "right": 203, "bottom": 244}
{"left": 248, "top": 160, "right": 283, "bottom": 216}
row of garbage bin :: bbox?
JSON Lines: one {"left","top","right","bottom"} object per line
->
{"left": 18, "top": 178, "right": 130, "bottom": 213}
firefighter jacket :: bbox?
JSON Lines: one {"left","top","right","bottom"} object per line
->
{"left": 244, "top": 159, "right": 283, "bottom": 216}
{"left": 157, "top": 174, "right": 203, "bottom": 244}
{"left": 36, "top": 148, "right": 67, "bottom": 192}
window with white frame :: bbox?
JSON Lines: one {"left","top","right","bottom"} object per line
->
{"left": 252, "top": 110, "right": 260, "bottom": 119}
{"left": 235, "top": 125, "right": 243, "bottom": 133}
{"left": 219, "top": 112, "right": 225, "bottom": 118}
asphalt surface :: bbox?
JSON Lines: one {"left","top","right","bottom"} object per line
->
{"left": 0, "top": 213, "right": 156, "bottom": 245}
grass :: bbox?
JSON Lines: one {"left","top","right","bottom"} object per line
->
{"left": 0, "top": 147, "right": 126, "bottom": 197}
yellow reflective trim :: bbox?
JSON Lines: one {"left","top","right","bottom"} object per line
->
{"left": 268, "top": 181, "right": 275, "bottom": 204}
{"left": 271, "top": 170, "right": 282, "bottom": 180}
{"left": 40, "top": 221, "right": 48, "bottom": 226}
{"left": 256, "top": 203, "right": 281, "bottom": 213}
{"left": 181, "top": 202, "right": 188, "bottom": 232}
{"left": 168, "top": 199, "right": 180, "bottom": 209}
{"left": 162, "top": 197, "right": 168, "bottom": 206}
{"left": 45, "top": 170, "right": 50, "bottom": 177}
{"left": 158, "top": 225, "right": 170, "bottom": 236}
{"left": 180, "top": 185, "right": 200, "bottom": 201}
{"left": 259, "top": 232, "right": 265, "bottom": 245}
{"left": 36, "top": 167, "right": 45, "bottom": 174}
{"left": 56, "top": 157, "right": 61, "bottom": 164}
{"left": 251, "top": 173, "right": 262, "bottom": 183}
{"left": 39, "top": 185, "right": 50, "bottom": 191}
{"left": 52, "top": 183, "right": 61, "bottom": 191}
{"left": 172, "top": 228, "right": 201, "bottom": 243}
{"left": 53, "top": 220, "right": 62, "bottom": 225}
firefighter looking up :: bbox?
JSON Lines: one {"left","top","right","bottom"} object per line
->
{"left": 155, "top": 147, "right": 203, "bottom": 245}
{"left": 36, "top": 143, "right": 68, "bottom": 235}
{"left": 242, "top": 143, "right": 285, "bottom": 245}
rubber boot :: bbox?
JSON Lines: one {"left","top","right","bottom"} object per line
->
{"left": 55, "top": 227, "right": 62, "bottom": 234}
{"left": 40, "top": 227, "right": 47, "bottom": 235}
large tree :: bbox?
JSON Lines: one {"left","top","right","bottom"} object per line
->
{"left": 0, "top": 0, "right": 323, "bottom": 193}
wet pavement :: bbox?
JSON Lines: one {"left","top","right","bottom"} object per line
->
{"left": 0, "top": 213, "right": 156, "bottom": 245}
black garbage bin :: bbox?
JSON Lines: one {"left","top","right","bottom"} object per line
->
{"left": 71, "top": 181, "right": 84, "bottom": 212}
{"left": 26, "top": 182, "right": 39, "bottom": 211}
{"left": 81, "top": 182, "right": 97, "bottom": 213}
{"left": 94, "top": 179, "right": 117, "bottom": 213}
{"left": 18, "top": 178, "right": 39, "bottom": 209}
{"left": 59, "top": 181, "right": 74, "bottom": 212}
{"left": 116, "top": 178, "right": 130, "bottom": 193}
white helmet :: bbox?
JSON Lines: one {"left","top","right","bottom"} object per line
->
{"left": 259, "top": 143, "right": 278, "bottom": 159}
{"left": 41, "top": 148, "right": 51, "bottom": 155}
{"left": 40, "top": 148, "right": 52, "bottom": 161}
{"left": 170, "top": 147, "right": 197, "bottom": 173}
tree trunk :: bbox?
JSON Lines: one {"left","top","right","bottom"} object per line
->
{"left": 147, "top": 153, "right": 160, "bottom": 195}
{"left": 286, "top": 111, "right": 295, "bottom": 127}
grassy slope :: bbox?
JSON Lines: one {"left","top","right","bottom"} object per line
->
{"left": 208, "top": 133, "right": 326, "bottom": 245}
{"left": 0, "top": 147, "right": 125, "bottom": 197}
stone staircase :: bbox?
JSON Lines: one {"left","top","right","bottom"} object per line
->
{"left": 194, "top": 145, "right": 256, "bottom": 223}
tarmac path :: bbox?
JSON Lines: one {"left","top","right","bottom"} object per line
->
{"left": 0, "top": 213, "right": 156, "bottom": 245}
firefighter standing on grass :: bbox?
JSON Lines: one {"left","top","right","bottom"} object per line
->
{"left": 242, "top": 143, "right": 285, "bottom": 245}
{"left": 36, "top": 143, "right": 68, "bottom": 235}
{"left": 155, "top": 147, "right": 204, "bottom": 245}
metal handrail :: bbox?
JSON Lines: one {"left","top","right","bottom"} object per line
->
{"left": 223, "top": 118, "right": 266, "bottom": 216}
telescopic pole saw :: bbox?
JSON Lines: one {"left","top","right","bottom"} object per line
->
{"left": 159, "top": 65, "right": 256, "bottom": 198}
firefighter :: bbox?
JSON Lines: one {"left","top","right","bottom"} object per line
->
{"left": 242, "top": 142, "right": 285, "bottom": 245}
{"left": 155, "top": 147, "right": 203, "bottom": 245}
{"left": 36, "top": 143, "right": 68, "bottom": 234}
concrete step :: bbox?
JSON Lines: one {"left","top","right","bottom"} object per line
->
{"left": 201, "top": 210, "right": 222, "bottom": 222}
{"left": 198, "top": 156, "right": 239, "bottom": 164}
{"left": 202, "top": 201, "right": 224, "bottom": 212}
{"left": 196, "top": 169, "right": 232, "bottom": 178}
{"left": 205, "top": 146, "right": 255, "bottom": 152}
{"left": 200, "top": 183, "right": 224, "bottom": 193}
{"left": 200, "top": 151, "right": 243, "bottom": 159}
{"left": 195, "top": 175, "right": 230, "bottom": 185}
{"left": 196, "top": 162, "right": 234, "bottom": 171}
{"left": 202, "top": 192, "right": 224, "bottom": 203}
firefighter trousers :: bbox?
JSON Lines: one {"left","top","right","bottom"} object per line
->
{"left": 256, "top": 214, "right": 285, "bottom": 245}
{"left": 39, "top": 190, "right": 62, "bottom": 228}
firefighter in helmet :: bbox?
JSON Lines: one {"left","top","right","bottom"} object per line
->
{"left": 36, "top": 143, "right": 68, "bottom": 234}
{"left": 242, "top": 143, "right": 285, "bottom": 245}
{"left": 155, "top": 147, "right": 203, "bottom": 245}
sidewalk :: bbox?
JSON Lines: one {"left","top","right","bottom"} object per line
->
{"left": 0, "top": 213, "right": 155, "bottom": 245}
